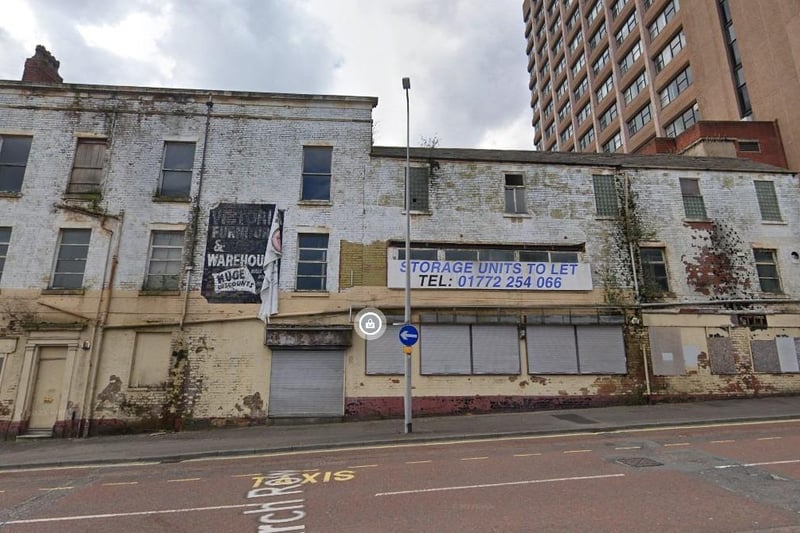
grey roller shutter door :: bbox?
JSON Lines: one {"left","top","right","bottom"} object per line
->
{"left": 776, "top": 337, "right": 800, "bottom": 372}
{"left": 421, "top": 325, "right": 470, "bottom": 374}
{"left": 269, "top": 350, "right": 344, "bottom": 417}
{"left": 472, "top": 325, "right": 521, "bottom": 374}
{"left": 527, "top": 326, "right": 578, "bottom": 374}
{"left": 576, "top": 326, "right": 626, "bottom": 374}
{"left": 366, "top": 325, "right": 403, "bottom": 374}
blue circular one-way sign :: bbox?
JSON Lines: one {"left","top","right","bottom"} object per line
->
{"left": 398, "top": 324, "right": 419, "bottom": 347}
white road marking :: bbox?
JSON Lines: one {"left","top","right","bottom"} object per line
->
{"left": 563, "top": 449, "right": 592, "bottom": 454}
{"left": 0, "top": 461, "right": 160, "bottom": 474}
{"left": 39, "top": 487, "right": 73, "bottom": 491}
{"left": 232, "top": 473, "right": 262, "bottom": 478}
{"left": 167, "top": 478, "right": 201, "bottom": 483}
{"left": 460, "top": 457, "right": 488, "bottom": 461}
{"left": 101, "top": 482, "right": 139, "bottom": 487}
{"left": 663, "top": 443, "right": 690, "bottom": 447}
{"left": 375, "top": 473, "right": 626, "bottom": 497}
{"left": 406, "top": 460, "right": 432, "bottom": 464}
{"left": 757, "top": 437, "right": 782, "bottom": 441}
{"left": 711, "top": 440, "right": 735, "bottom": 444}
{"left": 1, "top": 503, "right": 262, "bottom": 525}
{"left": 614, "top": 446, "right": 641, "bottom": 450}
{"left": 348, "top": 464, "right": 378, "bottom": 469}
{"left": 715, "top": 459, "right": 800, "bottom": 470}
{"left": 513, "top": 453, "right": 542, "bottom": 457}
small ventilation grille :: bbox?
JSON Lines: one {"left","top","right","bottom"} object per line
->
{"left": 738, "top": 141, "right": 761, "bottom": 152}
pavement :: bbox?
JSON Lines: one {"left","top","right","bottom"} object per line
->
{"left": 2, "top": 396, "right": 800, "bottom": 470}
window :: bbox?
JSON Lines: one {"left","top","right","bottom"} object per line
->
{"left": 0, "top": 135, "right": 33, "bottom": 193}
{"left": 615, "top": 12, "right": 637, "bottom": 44}
{"left": 519, "top": 250, "right": 579, "bottom": 262}
{"left": 665, "top": 102, "right": 700, "bottom": 137}
{"left": 659, "top": 65, "right": 692, "bottom": 108}
{"left": 680, "top": 178, "right": 707, "bottom": 219}
{"left": 574, "top": 76, "right": 589, "bottom": 99}
{"left": 567, "top": 8, "right": 580, "bottom": 29}
{"left": 602, "top": 131, "right": 623, "bottom": 152}
{"left": 144, "top": 231, "right": 184, "bottom": 290}
{"left": 754, "top": 181, "right": 782, "bottom": 222}
{"left": 296, "top": 233, "right": 329, "bottom": 291}
{"left": 68, "top": 138, "right": 107, "bottom": 194}
{"left": 397, "top": 248, "right": 438, "bottom": 261}
{"left": 504, "top": 174, "right": 527, "bottom": 214}
{"left": 545, "top": 122, "right": 556, "bottom": 139}
{"left": 753, "top": 249, "right": 781, "bottom": 293}
{"left": 598, "top": 103, "right": 618, "bottom": 131}
{"left": 649, "top": 0, "right": 679, "bottom": 40}
{"left": 543, "top": 99, "right": 554, "bottom": 118}
{"left": 527, "top": 325, "right": 626, "bottom": 374}
{"left": 421, "top": 325, "right": 520, "bottom": 375}
{"left": 579, "top": 127, "right": 595, "bottom": 150}
{"left": 556, "top": 80, "right": 568, "bottom": 100}
{"left": 558, "top": 101, "right": 572, "bottom": 123}
{"left": 569, "top": 32, "right": 583, "bottom": 54}
{"left": 559, "top": 123, "right": 574, "bottom": 144}
{"left": 611, "top": 0, "right": 628, "bottom": 18}
{"left": 654, "top": 31, "right": 686, "bottom": 72}
{"left": 554, "top": 57, "right": 566, "bottom": 77}
{"left": 577, "top": 103, "right": 591, "bottom": 125}
{"left": 589, "top": 23, "right": 607, "bottom": 50}
{"left": 51, "top": 228, "right": 91, "bottom": 289}
{"left": 618, "top": 40, "right": 641, "bottom": 74}
{"left": 640, "top": 248, "right": 669, "bottom": 293}
{"left": 587, "top": 0, "right": 603, "bottom": 23}
{"left": 159, "top": 141, "right": 195, "bottom": 198}
{"left": 592, "top": 47, "right": 610, "bottom": 75}
{"left": 0, "top": 227, "right": 9, "bottom": 282}
{"left": 593, "top": 175, "right": 618, "bottom": 216}
{"left": 596, "top": 75, "right": 614, "bottom": 101}
{"left": 571, "top": 53, "right": 586, "bottom": 78}
{"left": 406, "top": 167, "right": 429, "bottom": 211}
{"left": 130, "top": 332, "right": 172, "bottom": 387}
{"left": 738, "top": 140, "right": 760, "bottom": 152}
{"left": 627, "top": 103, "right": 652, "bottom": 135}
{"left": 623, "top": 70, "right": 649, "bottom": 104}
{"left": 720, "top": 0, "right": 751, "bottom": 117}
{"left": 301, "top": 146, "right": 332, "bottom": 201}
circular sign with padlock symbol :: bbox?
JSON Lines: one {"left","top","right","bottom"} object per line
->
{"left": 354, "top": 307, "right": 387, "bottom": 340}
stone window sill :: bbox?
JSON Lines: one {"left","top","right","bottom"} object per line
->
{"left": 153, "top": 195, "right": 191, "bottom": 203}
{"left": 0, "top": 191, "right": 22, "bottom": 199}
{"left": 41, "top": 288, "right": 86, "bottom": 296}
{"left": 139, "top": 290, "right": 181, "bottom": 296}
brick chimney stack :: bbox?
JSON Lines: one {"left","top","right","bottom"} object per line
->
{"left": 22, "top": 45, "right": 62, "bottom": 83}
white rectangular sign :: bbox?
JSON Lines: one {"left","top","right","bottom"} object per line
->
{"left": 387, "top": 259, "right": 593, "bottom": 290}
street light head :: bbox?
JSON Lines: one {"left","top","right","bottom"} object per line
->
{"left": 402, "top": 77, "right": 411, "bottom": 90}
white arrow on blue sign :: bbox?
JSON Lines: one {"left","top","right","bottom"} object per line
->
{"left": 398, "top": 324, "right": 419, "bottom": 347}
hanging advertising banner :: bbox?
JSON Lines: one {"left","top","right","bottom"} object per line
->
{"left": 202, "top": 203, "right": 283, "bottom": 306}
{"left": 387, "top": 259, "right": 593, "bottom": 290}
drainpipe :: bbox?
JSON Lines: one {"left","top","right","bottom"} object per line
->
{"left": 180, "top": 96, "right": 213, "bottom": 328}
{"left": 80, "top": 210, "right": 124, "bottom": 437}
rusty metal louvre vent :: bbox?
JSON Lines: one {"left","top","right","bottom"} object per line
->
{"left": 616, "top": 457, "right": 663, "bottom": 468}
{"left": 552, "top": 413, "right": 597, "bottom": 424}
{"left": 738, "top": 141, "right": 761, "bottom": 152}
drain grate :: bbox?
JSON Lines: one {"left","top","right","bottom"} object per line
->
{"left": 616, "top": 457, "right": 663, "bottom": 468}
{"left": 551, "top": 413, "right": 597, "bottom": 424}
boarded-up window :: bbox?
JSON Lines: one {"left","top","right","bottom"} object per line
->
{"left": 420, "top": 324, "right": 520, "bottom": 375}
{"left": 708, "top": 336, "right": 736, "bottom": 374}
{"left": 649, "top": 327, "right": 685, "bottom": 376}
{"left": 67, "top": 138, "right": 106, "bottom": 194}
{"left": 366, "top": 325, "right": 404, "bottom": 374}
{"left": 130, "top": 332, "right": 172, "bottom": 387}
{"left": 527, "top": 325, "right": 625, "bottom": 374}
{"left": 406, "top": 167, "right": 429, "bottom": 212}
{"left": 752, "top": 337, "right": 800, "bottom": 373}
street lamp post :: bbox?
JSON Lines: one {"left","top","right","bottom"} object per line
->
{"left": 402, "top": 77, "right": 412, "bottom": 434}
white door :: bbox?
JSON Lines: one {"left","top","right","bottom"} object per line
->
{"left": 28, "top": 347, "right": 67, "bottom": 431}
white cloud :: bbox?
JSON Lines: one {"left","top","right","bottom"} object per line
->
{"left": 0, "top": 0, "right": 48, "bottom": 50}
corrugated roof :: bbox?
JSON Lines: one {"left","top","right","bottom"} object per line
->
{"left": 371, "top": 146, "right": 795, "bottom": 174}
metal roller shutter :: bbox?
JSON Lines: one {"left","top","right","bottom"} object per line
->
{"left": 576, "top": 326, "right": 626, "bottom": 374}
{"left": 366, "top": 325, "right": 403, "bottom": 374}
{"left": 472, "top": 325, "right": 521, "bottom": 374}
{"left": 268, "top": 350, "right": 344, "bottom": 417}
{"left": 527, "top": 325, "right": 578, "bottom": 374}
{"left": 421, "top": 325, "right": 470, "bottom": 374}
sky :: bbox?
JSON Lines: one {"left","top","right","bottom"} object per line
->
{"left": 0, "top": 0, "right": 535, "bottom": 150}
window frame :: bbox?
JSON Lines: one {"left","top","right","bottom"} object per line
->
{"left": 296, "top": 233, "right": 330, "bottom": 292}
{"left": 753, "top": 248, "right": 782, "bottom": 293}
{"left": 504, "top": 173, "right": 527, "bottom": 215}
{"left": 0, "top": 135, "right": 33, "bottom": 194}
{"left": 405, "top": 166, "right": 430, "bottom": 212}
{"left": 144, "top": 230, "right": 185, "bottom": 291}
{"left": 679, "top": 177, "right": 707, "bottom": 219}
{"left": 639, "top": 247, "right": 670, "bottom": 294}
{"left": 301, "top": 146, "right": 333, "bottom": 202}
{"left": 0, "top": 226, "right": 10, "bottom": 282}
{"left": 158, "top": 141, "right": 196, "bottom": 199}
{"left": 593, "top": 174, "right": 618, "bottom": 217}
{"left": 753, "top": 180, "right": 782, "bottom": 222}
{"left": 68, "top": 137, "right": 107, "bottom": 195}
{"left": 51, "top": 228, "right": 91, "bottom": 289}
